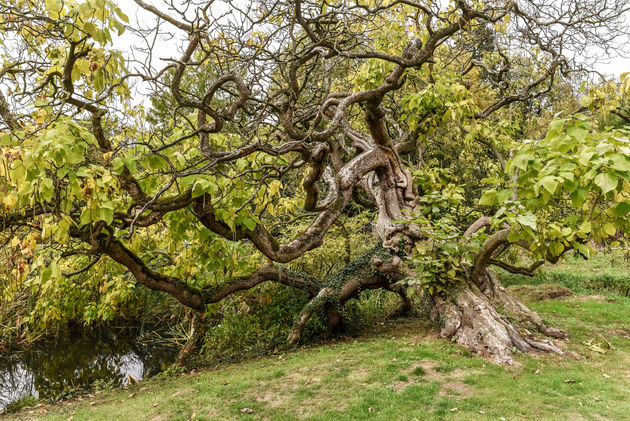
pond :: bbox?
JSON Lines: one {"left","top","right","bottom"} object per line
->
{"left": 0, "top": 327, "right": 179, "bottom": 413}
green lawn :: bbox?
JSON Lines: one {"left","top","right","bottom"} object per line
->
{"left": 7, "top": 256, "right": 630, "bottom": 421}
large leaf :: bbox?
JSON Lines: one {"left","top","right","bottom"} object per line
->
{"left": 516, "top": 213, "right": 537, "bottom": 229}
{"left": 594, "top": 172, "right": 618, "bottom": 194}
{"left": 539, "top": 176, "right": 559, "bottom": 194}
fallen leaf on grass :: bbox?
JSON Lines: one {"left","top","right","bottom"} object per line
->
{"left": 602, "top": 373, "right": 611, "bottom": 378}
{"left": 171, "top": 387, "right": 194, "bottom": 397}
{"left": 241, "top": 408, "right": 254, "bottom": 414}
{"left": 564, "top": 379, "right": 576, "bottom": 383}
{"left": 152, "top": 403, "right": 159, "bottom": 407}
{"left": 594, "top": 397, "right": 601, "bottom": 402}
{"left": 583, "top": 339, "right": 611, "bottom": 354}
{"left": 450, "top": 407, "right": 458, "bottom": 412}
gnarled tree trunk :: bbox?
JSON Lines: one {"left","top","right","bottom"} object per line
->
{"left": 430, "top": 269, "right": 566, "bottom": 364}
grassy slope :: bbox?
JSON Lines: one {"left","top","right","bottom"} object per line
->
{"left": 7, "top": 256, "right": 630, "bottom": 421}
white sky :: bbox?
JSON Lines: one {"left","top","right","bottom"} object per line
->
{"left": 114, "top": 0, "right": 630, "bottom": 81}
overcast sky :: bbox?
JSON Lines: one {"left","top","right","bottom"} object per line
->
{"left": 114, "top": 0, "right": 630, "bottom": 81}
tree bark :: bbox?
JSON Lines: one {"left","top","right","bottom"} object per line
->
{"left": 430, "top": 269, "right": 566, "bottom": 364}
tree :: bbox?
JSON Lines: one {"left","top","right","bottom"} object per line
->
{"left": 1, "top": 0, "right": 630, "bottom": 363}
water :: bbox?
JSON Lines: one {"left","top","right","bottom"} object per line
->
{"left": 0, "top": 327, "right": 178, "bottom": 412}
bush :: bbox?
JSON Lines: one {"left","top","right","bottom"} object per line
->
{"left": 200, "top": 283, "right": 325, "bottom": 362}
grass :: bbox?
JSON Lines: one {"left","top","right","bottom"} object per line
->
{"left": 6, "top": 254, "right": 630, "bottom": 421}
{"left": 501, "top": 252, "right": 630, "bottom": 296}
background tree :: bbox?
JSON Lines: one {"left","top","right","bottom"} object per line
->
{"left": 1, "top": 0, "right": 630, "bottom": 363}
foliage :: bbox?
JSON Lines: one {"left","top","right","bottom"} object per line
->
{"left": 400, "top": 169, "right": 483, "bottom": 296}
{"left": 481, "top": 111, "right": 630, "bottom": 261}
{"left": 201, "top": 284, "right": 321, "bottom": 361}
{"left": 1, "top": 0, "right": 630, "bottom": 358}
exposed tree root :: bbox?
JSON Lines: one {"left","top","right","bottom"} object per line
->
{"left": 479, "top": 270, "right": 568, "bottom": 340}
{"left": 431, "top": 272, "right": 565, "bottom": 365}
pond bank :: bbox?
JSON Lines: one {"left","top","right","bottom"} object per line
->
{"left": 5, "top": 287, "right": 630, "bottom": 420}
{"left": 0, "top": 326, "right": 178, "bottom": 413}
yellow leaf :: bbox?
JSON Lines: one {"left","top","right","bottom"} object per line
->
{"left": 2, "top": 193, "right": 17, "bottom": 211}
{"left": 269, "top": 180, "right": 282, "bottom": 196}
{"left": 33, "top": 109, "right": 47, "bottom": 124}
{"left": 603, "top": 223, "right": 616, "bottom": 237}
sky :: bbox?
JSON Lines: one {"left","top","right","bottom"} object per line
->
{"left": 114, "top": 0, "right": 630, "bottom": 81}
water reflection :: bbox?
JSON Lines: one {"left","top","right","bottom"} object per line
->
{"left": 0, "top": 328, "right": 177, "bottom": 412}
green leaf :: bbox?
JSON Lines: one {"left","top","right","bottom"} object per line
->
{"left": 114, "top": 6, "right": 129, "bottom": 23}
{"left": 94, "top": 68, "right": 105, "bottom": 91}
{"left": 507, "top": 230, "right": 522, "bottom": 243}
{"left": 83, "top": 21, "right": 97, "bottom": 37}
{"left": 40, "top": 178, "right": 55, "bottom": 202}
{"left": 574, "top": 243, "right": 590, "bottom": 258}
{"left": 113, "top": 157, "right": 126, "bottom": 174}
{"left": 610, "top": 155, "right": 630, "bottom": 172}
{"left": 570, "top": 188, "right": 588, "bottom": 208}
{"left": 97, "top": 207, "right": 114, "bottom": 225}
{"left": 546, "top": 119, "right": 565, "bottom": 137}
{"left": 516, "top": 213, "right": 537, "bottom": 230}
{"left": 563, "top": 178, "right": 578, "bottom": 192}
{"left": 45, "top": 0, "right": 61, "bottom": 13}
{"left": 578, "top": 150, "right": 595, "bottom": 166}
{"left": 567, "top": 126, "right": 588, "bottom": 143}
{"left": 478, "top": 189, "right": 496, "bottom": 206}
{"left": 442, "top": 242, "right": 458, "bottom": 254}
{"left": 80, "top": 208, "right": 92, "bottom": 225}
{"left": 192, "top": 179, "right": 219, "bottom": 198}
{"left": 580, "top": 96, "right": 593, "bottom": 108}
{"left": 614, "top": 201, "right": 630, "bottom": 217}
{"left": 549, "top": 241, "right": 565, "bottom": 257}
{"left": 510, "top": 151, "right": 534, "bottom": 171}
{"left": 241, "top": 217, "right": 257, "bottom": 231}
{"left": 539, "top": 176, "right": 559, "bottom": 194}
{"left": 496, "top": 189, "right": 513, "bottom": 204}
{"left": 125, "top": 153, "right": 137, "bottom": 174}
{"left": 41, "top": 265, "right": 52, "bottom": 283}
{"left": 603, "top": 223, "right": 616, "bottom": 237}
{"left": 54, "top": 219, "right": 71, "bottom": 242}
{"left": 594, "top": 172, "right": 618, "bottom": 194}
